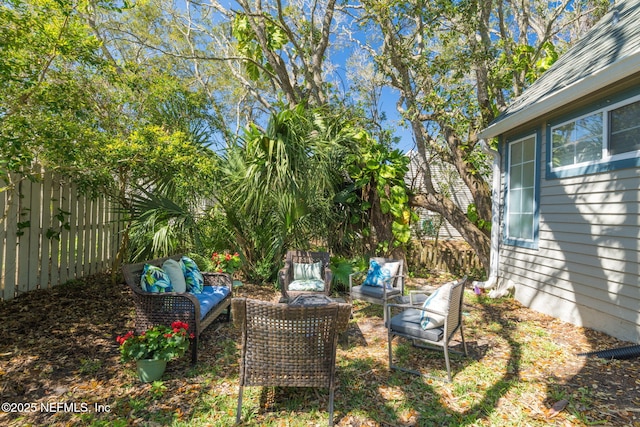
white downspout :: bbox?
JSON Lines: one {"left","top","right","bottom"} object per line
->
{"left": 473, "top": 139, "right": 500, "bottom": 293}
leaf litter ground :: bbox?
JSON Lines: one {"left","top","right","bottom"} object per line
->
{"left": 0, "top": 273, "right": 638, "bottom": 426}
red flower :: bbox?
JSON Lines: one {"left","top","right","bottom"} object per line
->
{"left": 116, "top": 331, "right": 134, "bottom": 345}
{"left": 225, "top": 253, "right": 232, "bottom": 261}
{"left": 189, "top": 333, "right": 195, "bottom": 339}
{"left": 164, "top": 333, "right": 173, "bottom": 338}
{"left": 171, "top": 321, "right": 189, "bottom": 333}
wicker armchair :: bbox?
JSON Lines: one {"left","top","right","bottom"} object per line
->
{"left": 386, "top": 276, "right": 468, "bottom": 382}
{"left": 233, "top": 297, "right": 351, "bottom": 426}
{"left": 121, "top": 255, "right": 232, "bottom": 364}
{"left": 278, "top": 250, "right": 333, "bottom": 299}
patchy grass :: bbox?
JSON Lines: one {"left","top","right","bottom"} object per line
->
{"left": 1, "top": 273, "right": 639, "bottom": 426}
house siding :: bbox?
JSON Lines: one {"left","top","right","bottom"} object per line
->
{"left": 406, "top": 152, "right": 474, "bottom": 241}
{"left": 498, "top": 123, "right": 640, "bottom": 343}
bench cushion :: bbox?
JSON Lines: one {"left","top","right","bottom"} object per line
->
{"left": 191, "top": 286, "right": 230, "bottom": 320}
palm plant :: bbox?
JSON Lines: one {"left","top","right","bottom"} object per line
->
{"left": 213, "top": 105, "right": 355, "bottom": 282}
{"left": 126, "top": 179, "right": 203, "bottom": 261}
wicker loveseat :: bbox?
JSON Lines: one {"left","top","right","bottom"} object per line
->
{"left": 121, "top": 255, "right": 232, "bottom": 364}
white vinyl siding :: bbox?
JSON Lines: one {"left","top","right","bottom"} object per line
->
{"left": 505, "top": 135, "right": 537, "bottom": 245}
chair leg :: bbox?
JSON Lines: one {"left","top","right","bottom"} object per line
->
{"left": 191, "top": 336, "right": 198, "bottom": 365}
{"left": 328, "top": 387, "right": 334, "bottom": 427}
{"left": 443, "top": 345, "right": 452, "bottom": 383}
{"left": 236, "top": 385, "right": 244, "bottom": 424}
{"left": 460, "top": 325, "right": 468, "bottom": 356}
{"left": 388, "top": 332, "right": 394, "bottom": 370}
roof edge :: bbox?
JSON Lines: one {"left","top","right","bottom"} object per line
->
{"left": 478, "top": 53, "right": 640, "bottom": 140}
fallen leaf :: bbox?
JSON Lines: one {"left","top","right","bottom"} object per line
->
{"left": 547, "top": 399, "right": 569, "bottom": 418}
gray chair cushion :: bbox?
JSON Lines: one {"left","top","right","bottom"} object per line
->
{"left": 389, "top": 308, "right": 444, "bottom": 342}
{"left": 357, "top": 285, "right": 401, "bottom": 299}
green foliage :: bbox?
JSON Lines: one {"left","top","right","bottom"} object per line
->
{"left": 328, "top": 256, "right": 354, "bottom": 291}
{"left": 342, "top": 136, "right": 416, "bottom": 253}
{"left": 467, "top": 203, "right": 491, "bottom": 232}
{"left": 211, "top": 105, "right": 353, "bottom": 282}
{"left": 232, "top": 14, "right": 288, "bottom": 81}
{"left": 185, "top": 252, "right": 214, "bottom": 272}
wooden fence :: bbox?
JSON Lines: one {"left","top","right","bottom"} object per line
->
{"left": 1, "top": 171, "right": 123, "bottom": 301}
{"left": 408, "top": 240, "right": 482, "bottom": 276}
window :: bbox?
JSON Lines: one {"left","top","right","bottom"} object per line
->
{"left": 609, "top": 100, "right": 640, "bottom": 155}
{"left": 550, "top": 97, "right": 640, "bottom": 172}
{"left": 506, "top": 134, "right": 537, "bottom": 245}
{"left": 551, "top": 112, "right": 602, "bottom": 168}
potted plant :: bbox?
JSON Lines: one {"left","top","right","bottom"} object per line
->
{"left": 116, "top": 321, "right": 193, "bottom": 382}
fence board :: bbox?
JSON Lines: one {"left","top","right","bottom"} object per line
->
{"left": 52, "top": 175, "right": 63, "bottom": 285}
{"left": 17, "top": 179, "right": 31, "bottom": 295}
{"left": 0, "top": 169, "right": 123, "bottom": 301}
{"left": 29, "top": 175, "right": 42, "bottom": 291}
{"left": 4, "top": 176, "right": 19, "bottom": 299}
{"left": 409, "top": 240, "right": 482, "bottom": 276}
{"left": 0, "top": 179, "right": 5, "bottom": 299}
{"left": 60, "top": 179, "right": 71, "bottom": 283}
{"left": 40, "top": 171, "right": 52, "bottom": 289}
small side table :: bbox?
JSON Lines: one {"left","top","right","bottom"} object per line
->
{"left": 283, "top": 294, "right": 350, "bottom": 345}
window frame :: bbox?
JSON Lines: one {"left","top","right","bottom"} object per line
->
{"left": 503, "top": 131, "right": 540, "bottom": 249}
{"left": 547, "top": 93, "right": 640, "bottom": 179}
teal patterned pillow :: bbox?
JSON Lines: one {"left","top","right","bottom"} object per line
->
{"left": 363, "top": 259, "right": 389, "bottom": 287}
{"left": 140, "top": 264, "right": 173, "bottom": 293}
{"left": 363, "top": 259, "right": 399, "bottom": 288}
{"left": 293, "top": 261, "right": 323, "bottom": 281}
{"left": 181, "top": 256, "right": 204, "bottom": 294}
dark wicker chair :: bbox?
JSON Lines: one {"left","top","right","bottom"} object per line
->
{"left": 349, "top": 257, "right": 405, "bottom": 322}
{"left": 386, "top": 276, "right": 468, "bottom": 382}
{"left": 278, "top": 250, "right": 333, "bottom": 299}
{"left": 121, "top": 255, "right": 232, "bottom": 364}
{"left": 233, "top": 297, "right": 351, "bottom": 426}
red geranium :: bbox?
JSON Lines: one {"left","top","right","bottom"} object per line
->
{"left": 116, "top": 322, "right": 191, "bottom": 362}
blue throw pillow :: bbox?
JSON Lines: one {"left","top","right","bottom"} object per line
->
{"left": 140, "top": 264, "right": 173, "bottom": 293}
{"left": 363, "top": 259, "right": 399, "bottom": 288}
{"left": 181, "top": 256, "right": 204, "bottom": 294}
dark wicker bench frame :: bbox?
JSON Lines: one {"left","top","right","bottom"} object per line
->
{"left": 122, "top": 255, "right": 232, "bottom": 364}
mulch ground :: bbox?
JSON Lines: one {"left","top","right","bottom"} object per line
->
{"left": 0, "top": 273, "right": 639, "bottom": 426}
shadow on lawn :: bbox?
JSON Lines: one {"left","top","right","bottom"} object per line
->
{"left": 1, "top": 275, "right": 638, "bottom": 426}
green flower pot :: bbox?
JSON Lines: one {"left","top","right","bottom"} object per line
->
{"left": 136, "top": 359, "right": 167, "bottom": 383}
